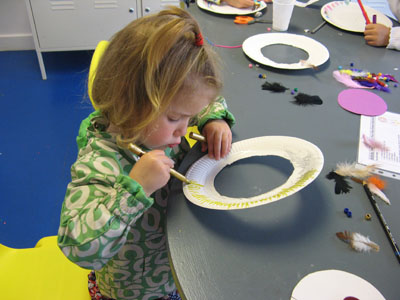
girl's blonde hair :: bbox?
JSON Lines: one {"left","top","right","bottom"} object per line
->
{"left": 92, "top": 6, "right": 222, "bottom": 147}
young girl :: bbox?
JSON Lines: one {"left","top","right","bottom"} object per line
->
{"left": 57, "top": 7, "right": 235, "bottom": 300}
{"left": 364, "top": 0, "right": 400, "bottom": 50}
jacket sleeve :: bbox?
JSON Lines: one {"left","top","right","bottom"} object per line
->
{"left": 191, "top": 95, "right": 236, "bottom": 132}
{"left": 57, "top": 149, "right": 153, "bottom": 270}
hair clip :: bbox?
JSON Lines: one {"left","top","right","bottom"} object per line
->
{"left": 195, "top": 32, "right": 203, "bottom": 46}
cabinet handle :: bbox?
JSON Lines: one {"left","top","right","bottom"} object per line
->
{"left": 144, "top": 7, "right": 150, "bottom": 13}
{"left": 129, "top": 8, "right": 135, "bottom": 13}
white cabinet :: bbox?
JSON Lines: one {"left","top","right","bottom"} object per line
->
{"left": 25, "top": 0, "right": 180, "bottom": 79}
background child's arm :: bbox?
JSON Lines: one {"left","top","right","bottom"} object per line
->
{"left": 364, "top": 24, "right": 391, "bottom": 46}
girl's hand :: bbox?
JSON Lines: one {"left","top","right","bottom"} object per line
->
{"left": 129, "top": 150, "right": 174, "bottom": 196}
{"left": 201, "top": 119, "right": 232, "bottom": 160}
{"left": 364, "top": 24, "right": 391, "bottom": 47}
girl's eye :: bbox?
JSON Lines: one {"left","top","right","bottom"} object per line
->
{"left": 168, "top": 116, "right": 180, "bottom": 122}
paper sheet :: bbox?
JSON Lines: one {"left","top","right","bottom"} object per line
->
{"left": 357, "top": 111, "right": 400, "bottom": 180}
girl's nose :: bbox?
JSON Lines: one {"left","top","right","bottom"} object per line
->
{"left": 174, "top": 120, "right": 188, "bottom": 137}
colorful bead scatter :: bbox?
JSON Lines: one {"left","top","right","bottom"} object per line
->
{"left": 344, "top": 208, "right": 352, "bottom": 218}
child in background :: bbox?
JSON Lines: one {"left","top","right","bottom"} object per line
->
{"left": 57, "top": 7, "right": 235, "bottom": 300}
{"left": 364, "top": 0, "right": 400, "bottom": 50}
{"left": 207, "top": 0, "right": 271, "bottom": 9}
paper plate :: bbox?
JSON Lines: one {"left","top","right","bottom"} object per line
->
{"left": 196, "top": 0, "right": 267, "bottom": 15}
{"left": 321, "top": 1, "right": 393, "bottom": 33}
{"left": 242, "top": 33, "right": 329, "bottom": 70}
{"left": 183, "top": 136, "right": 324, "bottom": 210}
{"left": 291, "top": 269, "right": 386, "bottom": 300}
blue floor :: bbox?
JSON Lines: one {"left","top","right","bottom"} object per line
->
{"left": 0, "top": 50, "right": 95, "bottom": 248}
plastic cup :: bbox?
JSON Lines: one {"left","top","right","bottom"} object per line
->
{"left": 272, "top": 0, "right": 295, "bottom": 31}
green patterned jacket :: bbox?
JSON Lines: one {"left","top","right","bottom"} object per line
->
{"left": 57, "top": 96, "right": 235, "bottom": 300}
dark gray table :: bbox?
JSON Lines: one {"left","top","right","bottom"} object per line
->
{"left": 167, "top": 2, "right": 400, "bottom": 299}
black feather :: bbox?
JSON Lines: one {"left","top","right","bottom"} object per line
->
{"left": 293, "top": 93, "right": 323, "bottom": 106}
{"left": 261, "top": 81, "right": 288, "bottom": 93}
{"left": 326, "top": 171, "right": 352, "bottom": 194}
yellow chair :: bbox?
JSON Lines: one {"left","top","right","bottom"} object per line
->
{"left": 88, "top": 41, "right": 200, "bottom": 147}
{"left": 0, "top": 236, "right": 91, "bottom": 300}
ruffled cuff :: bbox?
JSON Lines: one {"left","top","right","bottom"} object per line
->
{"left": 387, "top": 26, "right": 400, "bottom": 51}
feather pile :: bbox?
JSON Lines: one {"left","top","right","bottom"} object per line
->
{"left": 326, "top": 170, "right": 352, "bottom": 194}
{"left": 333, "top": 70, "right": 370, "bottom": 89}
{"left": 366, "top": 176, "right": 391, "bottom": 205}
{"left": 292, "top": 93, "right": 323, "bottom": 106}
{"left": 326, "top": 162, "right": 391, "bottom": 204}
{"left": 336, "top": 231, "right": 380, "bottom": 253}
{"left": 261, "top": 81, "right": 288, "bottom": 93}
{"left": 326, "top": 162, "right": 375, "bottom": 194}
{"left": 332, "top": 69, "right": 397, "bottom": 93}
{"left": 362, "top": 134, "right": 390, "bottom": 151}
{"left": 334, "top": 162, "right": 375, "bottom": 179}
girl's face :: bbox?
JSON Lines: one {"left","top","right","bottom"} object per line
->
{"left": 142, "top": 85, "right": 216, "bottom": 150}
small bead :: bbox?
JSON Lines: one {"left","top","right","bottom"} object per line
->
{"left": 259, "top": 74, "right": 263, "bottom": 78}
{"left": 338, "top": 66, "right": 343, "bottom": 70}
{"left": 291, "top": 90, "right": 295, "bottom": 95}
{"left": 294, "top": 88, "right": 298, "bottom": 92}
{"left": 350, "top": 62, "right": 354, "bottom": 67}
{"left": 344, "top": 208, "right": 349, "bottom": 214}
{"left": 394, "top": 84, "right": 398, "bottom": 88}
{"left": 262, "top": 74, "right": 267, "bottom": 79}
{"left": 249, "top": 64, "right": 253, "bottom": 68}
{"left": 365, "top": 213, "right": 372, "bottom": 220}
{"left": 347, "top": 211, "right": 352, "bottom": 218}
{"left": 255, "top": 64, "right": 260, "bottom": 68}
{"left": 267, "top": 27, "right": 271, "bottom": 31}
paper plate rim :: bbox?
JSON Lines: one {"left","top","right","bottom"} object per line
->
{"left": 183, "top": 136, "right": 324, "bottom": 210}
{"left": 242, "top": 33, "right": 330, "bottom": 70}
{"left": 321, "top": 1, "right": 393, "bottom": 33}
{"left": 196, "top": 0, "right": 267, "bottom": 15}
{"left": 291, "top": 269, "right": 386, "bottom": 300}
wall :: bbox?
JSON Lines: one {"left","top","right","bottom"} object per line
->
{"left": 0, "top": 0, "right": 34, "bottom": 51}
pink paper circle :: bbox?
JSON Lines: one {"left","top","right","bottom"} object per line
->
{"left": 337, "top": 89, "right": 387, "bottom": 116}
